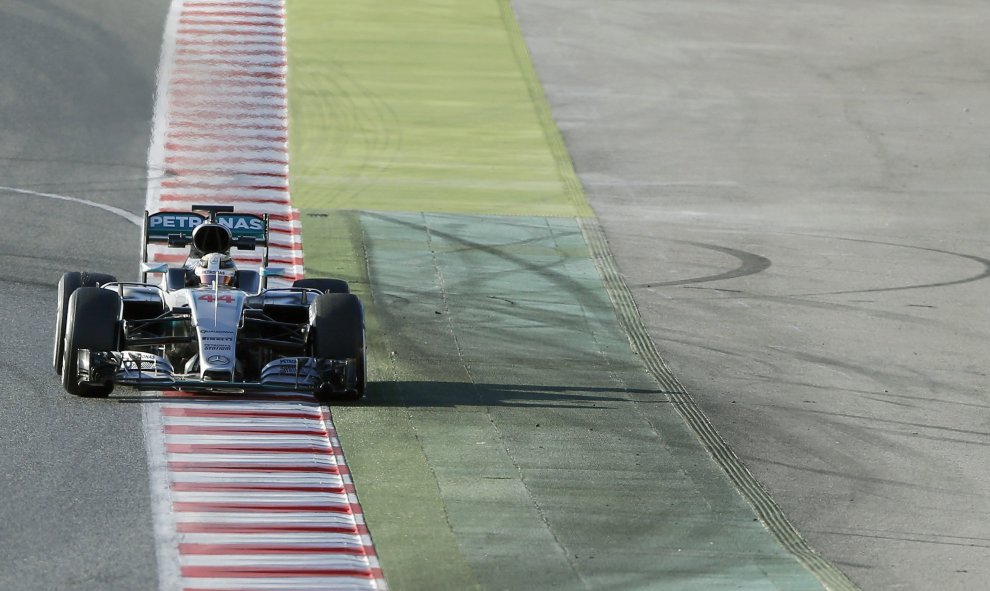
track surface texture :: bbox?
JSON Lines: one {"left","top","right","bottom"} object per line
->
{"left": 0, "top": 0, "right": 165, "bottom": 589}
{"left": 510, "top": 1, "right": 990, "bottom": 590}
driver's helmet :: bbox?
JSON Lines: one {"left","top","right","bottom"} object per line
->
{"left": 194, "top": 253, "right": 236, "bottom": 287}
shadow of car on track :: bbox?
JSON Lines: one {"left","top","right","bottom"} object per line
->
{"left": 358, "top": 380, "right": 666, "bottom": 409}
{"left": 109, "top": 381, "right": 666, "bottom": 409}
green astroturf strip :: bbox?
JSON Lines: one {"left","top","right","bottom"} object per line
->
{"left": 286, "top": 0, "right": 590, "bottom": 217}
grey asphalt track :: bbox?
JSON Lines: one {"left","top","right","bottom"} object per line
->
{"left": 512, "top": 1, "right": 990, "bottom": 590}
{"left": 0, "top": 1, "right": 166, "bottom": 589}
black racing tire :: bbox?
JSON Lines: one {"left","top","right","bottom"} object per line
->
{"left": 62, "top": 287, "right": 122, "bottom": 398}
{"left": 53, "top": 272, "right": 118, "bottom": 375}
{"left": 310, "top": 293, "right": 365, "bottom": 399}
{"left": 293, "top": 278, "right": 350, "bottom": 294}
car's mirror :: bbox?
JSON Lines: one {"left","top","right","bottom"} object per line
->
{"left": 141, "top": 262, "right": 169, "bottom": 274}
{"left": 233, "top": 236, "right": 257, "bottom": 251}
{"left": 261, "top": 267, "right": 287, "bottom": 277}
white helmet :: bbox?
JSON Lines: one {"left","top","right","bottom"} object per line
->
{"left": 194, "top": 253, "right": 236, "bottom": 287}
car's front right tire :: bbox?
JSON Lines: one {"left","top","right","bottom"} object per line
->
{"left": 62, "top": 287, "right": 121, "bottom": 398}
{"left": 53, "top": 272, "right": 117, "bottom": 375}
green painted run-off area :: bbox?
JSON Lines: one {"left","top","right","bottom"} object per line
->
{"left": 286, "top": 0, "right": 830, "bottom": 589}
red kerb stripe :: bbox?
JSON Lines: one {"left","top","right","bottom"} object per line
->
{"left": 165, "top": 426, "right": 327, "bottom": 436}
{"left": 162, "top": 183, "right": 288, "bottom": 193}
{"left": 167, "top": 444, "right": 332, "bottom": 454}
{"left": 161, "top": 194, "right": 290, "bottom": 205}
{"left": 174, "top": 502, "right": 351, "bottom": 513}
{"left": 166, "top": 108, "right": 285, "bottom": 121}
{"left": 161, "top": 195, "right": 291, "bottom": 205}
{"left": 179, "top": 543, "right": 368, "bottom": 555}
{"left": 175, "top": 47, "right": 285, "bottom": 58}
{"left": 162, "top": 179, "right": 287, "bottom": 189}
{"left": 177, "top": 28, "right": 282, "bottom": 37}
{"left": 160, "top": 168, "right": 287, "bottom": 178}
{"left": 175, "top": 39, "right": 286, "bottom": 50}
{"left": 181, "top": 566, "right": 375, "bottom": 578}
{"left": 161, "top": 407, "right": 321, "bottom": 420}
{"left": 177, "top": 522, "right": 367, "bottom": 535}
{"left": 180, "top": 11, "right": 285, "bottom": 20}
{"left": 174, "top": 58, "right": 288, "bottom": 68}
{"left": 172, "top": 482, "right": 346, "bottom": 494}
{"left": 164, "top": 144, "right": 287, "bottom": 156}
{"left": 168, "top": 463, "right": 345, "bottom": 475}
{"left": 183, "top": 1, "right": 284, "bottom": 7}
{"left": 179, "top": 18, "right": 283, "bottom": 29}
{"left": 164, "top": 155, "right": 287, "bottom": 166}
{"left": 167, "top": 132, "right": 288, "bottom": 142}
{"left": 171, "top": 76, "right": 285, "bottom": 87}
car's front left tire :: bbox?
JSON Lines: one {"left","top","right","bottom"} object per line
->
{"left": 309, "top": 292, "right": 366, "bottom": 400}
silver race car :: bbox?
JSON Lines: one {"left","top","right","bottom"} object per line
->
{"left": 52, "top": 205, "right": 366, "bottom": 399}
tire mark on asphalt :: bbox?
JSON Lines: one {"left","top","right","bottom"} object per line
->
{"left": 808, "top": 529, "right": 990, "bottom": 550}
{"left": 775, "top": 405, "right": 990, "bottom": 440}
{"left": 631, "top": 240, "right": 772, "bottom": 288}
{"left": 789, "top": 235, "right": 990, "bottom": 296}
{"left": 756, "top": 458, "right": 985, "bottom": 498}
{"left": 635, "top": 233, "right": 990, "bottom": 298}
{"left": 760, "top": 293, "right": 954, "bottom": 328}
{"left": 0, "top": 277, "right": 56, "bottom": 290}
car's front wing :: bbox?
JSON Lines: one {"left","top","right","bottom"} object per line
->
{"left": 74, "top": 350, "right": 359, "bottom": 395}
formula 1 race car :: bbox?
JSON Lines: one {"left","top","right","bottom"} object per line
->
{"left": 52, "top": 205, "right": 366, "bottom": 399}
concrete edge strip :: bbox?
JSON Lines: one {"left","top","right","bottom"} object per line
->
{"left": 577, "top": 217, "right": 861, "bottom": 591}
{"left": 144, "top": 1, "right": 386, "bottom": 589}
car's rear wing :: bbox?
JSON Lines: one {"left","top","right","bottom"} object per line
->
{"left": 141, "top": 205, "right": 273, "bottom": 279}
{"left": 144, "top": 207, "right": 269, "bottom": 246}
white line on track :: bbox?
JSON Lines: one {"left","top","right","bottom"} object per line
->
{"left": 0, "top": 185, "right": 143, "bottom": 226}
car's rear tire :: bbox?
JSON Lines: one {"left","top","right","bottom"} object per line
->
{"left": 62, "top": 287, "right": 121, "bottom": 398}
{"left": 294, "top": 278, "right": 350, "bottom": 294}
{"left": 310, "top": 293, "right": 365, "bottom": 399}
{"left": 53, "top": 272, "right": 118, "bottom": 375}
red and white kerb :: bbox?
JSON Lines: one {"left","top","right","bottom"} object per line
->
{"left": 151, "top": 393, "right": 385, "bottom": 590}
{"left": 144, "top": 1, "right": 386, "bottom": 589}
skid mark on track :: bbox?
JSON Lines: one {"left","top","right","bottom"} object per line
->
{"left": 634, "top": 240, "right": 772, "bottom": 288}
{"left": 794, "top": 236, "right": 990, "bottom": 296}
